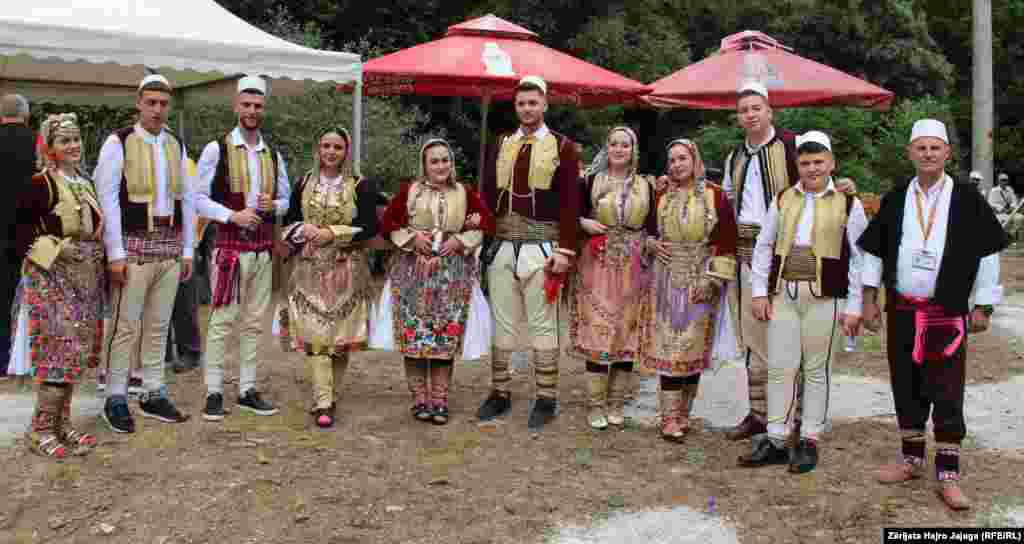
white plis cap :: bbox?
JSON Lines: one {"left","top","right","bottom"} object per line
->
{"left": 138, "top": 74, "right": 172, "bottom": 92}
{"left": 909, "top": 119, "right": 948, "bottom": 144}
{"left": 738, "top": 80, "right": 768, "bottom": 99}
{"left": 517, "top": 75, "right": 547, "bottom": 95}
{"left": 970, "top": 170, "right": 983, "bottom": 181}
{"left": 998, "top": 172, "right": 1009, "bottom": 181}
{"left": 796, "top": 130, "right": 832, "bottom": 151}
{"left": 237, "top": 75, "right": 268, "bottom": 96}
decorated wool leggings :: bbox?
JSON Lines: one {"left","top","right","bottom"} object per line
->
{"left": 488, "top": 241, "right": 560, "bottom": 398}
{"left": 308, "top": 352, "right": 349, "bottom": 411}
{"left": 886, "top": 307, "right": 967, "bottom": 477}
{"left": 765, "top": 281, "right": 838, "bottom": 441}
{"left": 404, "top": 357, "right": 453, "bottom": 406}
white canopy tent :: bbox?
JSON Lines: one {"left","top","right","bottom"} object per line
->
{"left": 0, "top": 0, "right": 365, "bottom": 171}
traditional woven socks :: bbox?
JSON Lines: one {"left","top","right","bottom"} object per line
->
{"left": 935, "top": 443, "right": 961, "bottom": 482}
{"left": 533, "top": 348, "right": 560, "bottom": 400}
{"left": 404, "top": 357, "right": 428, "bottom": 406}
{"left": 491, "top": 348, "right": 513, "bottom": 394}
{"left": 901, "top": 429, "right": 927, "bottom": 466}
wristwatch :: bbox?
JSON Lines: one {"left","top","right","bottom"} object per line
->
{"left": 976, "top": 304, "right": 994, "bottom": 317}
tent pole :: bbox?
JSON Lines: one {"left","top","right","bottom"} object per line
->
{"left": 477, "top": 93, "right": 491, "bottom": 189}
{"left": 353, "top": 77, "right": 364, "bottom": 178}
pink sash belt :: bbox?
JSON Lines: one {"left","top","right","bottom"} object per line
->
{"left": 890, "top": 293, "right": 965, "bottom": 365}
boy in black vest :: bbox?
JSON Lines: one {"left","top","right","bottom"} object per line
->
{"left": 739, "top": 131, "right": 868, "bottom": 473}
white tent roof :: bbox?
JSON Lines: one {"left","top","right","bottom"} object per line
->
{"left": 0, "top": 0, "right": 361, "bottom": 83}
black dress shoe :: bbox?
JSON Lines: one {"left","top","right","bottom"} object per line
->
{"left": 737, "top": 436, "right": 790, "bottom": 467}
{"left": 527, "top": 398, "right": 558, "bottom": 431}
{"left": 788, "top": 438, "right": 819, "bottom": 474}
{"left": 477, "top": 390, "right": 511, "bottom": 421}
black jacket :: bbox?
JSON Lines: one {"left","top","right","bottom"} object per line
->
{"left": 0, "top": 123, "right": 37, "bottom": 250}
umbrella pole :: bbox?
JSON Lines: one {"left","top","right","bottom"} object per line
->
{"left": 477, "top": 93, "right": 491, "bottom": 189}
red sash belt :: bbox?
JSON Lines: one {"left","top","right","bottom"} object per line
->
{"left": 890, "top": 293, "right": 965, "bottom": 365}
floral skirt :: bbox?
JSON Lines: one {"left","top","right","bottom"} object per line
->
{"left": 8, "top": 240, "right": 106, "bottom": 384}
{"left": 567, "top": 230, "right": 649, "bottom": 363}
{"left": 371, "top": 252, "right": 483, "bottom": 360}
{"left": 277, "top": 247, "right": 374, "bottom": 356}
{"left": 638, "top": 257, "right": 721, "bottom": 378}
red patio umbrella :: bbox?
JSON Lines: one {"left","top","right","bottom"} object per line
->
{"left": 647, "top": 31, "right": 894, "bottom": 111}
{"left": 340, "top": 14, "right": 652, "bottom": 181}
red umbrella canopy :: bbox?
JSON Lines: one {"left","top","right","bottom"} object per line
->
{"left": 647, "top": 31, "right": 895, "bottom": 111}
{"left": 350, "top": 14, "right": 651, "bottom": 107}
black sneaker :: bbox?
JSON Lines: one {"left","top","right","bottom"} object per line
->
{"left": 738, "top": 434, "right": 790, "bottom": 468}
{"left": 477, "top": 390, "right": 511, "bottom": 421}
{"left": 202, "top": 393, "right": 225, "bottom": 421}
{"left": 527, "top": 398, "right": 558, "bottom": 431}
{"left": 238, "top": 390, "right": 278, "bottom": 416}
{"left": 788, "top": 438, "right": 819, "bottom": 474}
{"left": 101, "top": 398, "right": 135, "bottom": 434}
{"left": 139, "top": 396, "right": 190, "bottom": 423}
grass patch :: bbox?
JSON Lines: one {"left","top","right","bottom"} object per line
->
{"left": 975, "top": 495, "right": 1024, "bottom": 527}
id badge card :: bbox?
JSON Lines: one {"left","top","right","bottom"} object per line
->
{"left": 912, "top": 249, "right": 937, "bottom": 271}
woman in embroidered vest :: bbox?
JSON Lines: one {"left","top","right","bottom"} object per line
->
{"left": 638, "top": 138, "right": 738, "bottom": 442}
{"left": 569, "top": 126, "right": 656, "bottom": 430}
{"left": 371, "top": 138, "right": 494, "bottom": 425}
{"left": 276, "top": 128, "right": 379, "bottom": 428}
{"left": 10, "top": 113, "right": 106, "bottom": 458}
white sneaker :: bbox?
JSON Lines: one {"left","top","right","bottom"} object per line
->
{"left": 589, "top": 413, "right": 609, "bottom": 430}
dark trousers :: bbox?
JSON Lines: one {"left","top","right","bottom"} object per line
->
{"left": 886, "top": 308, "right": 967, "bottom": 444}
{"left": 1, "top": 248, "right": 21, "bottom": 374}
{"left": 166, "top": 274, "right": 201, "bottom": 360}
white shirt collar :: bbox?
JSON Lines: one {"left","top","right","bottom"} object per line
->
{"left": 794, "top": 178, "right": 836, "bottom": 199}
{"left": 231, "top": 126, "right": 265, "bottom": 151}
{"left": 134, "top": 123, "right": 167, "bottom": 145}
{"left": 745, "top": 126, "right": 776, "bottom": 154}
{"left": 513, "top": 123, "right": 550, "bottom": 142}
{"left": 911, "top": 173, "right": 953, "bottom": 199}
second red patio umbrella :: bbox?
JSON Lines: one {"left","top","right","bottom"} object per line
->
{"left": 647, "top": 30, "right": 894, "bottom": 111}
{"left": 342, "top": 13, "right": 652, "bottom": 181}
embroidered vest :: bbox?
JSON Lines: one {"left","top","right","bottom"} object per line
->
{"left": 727, "top": 130, "right": 799, "bottom": 217}
{"left": 212, "top": 133, "right": 280, "bottom": 211}
{"left": 115, "top": 126, "right": 184, "bottom": 233}
{"left": 767, "top": 186, "right": 854, "bottom": 297}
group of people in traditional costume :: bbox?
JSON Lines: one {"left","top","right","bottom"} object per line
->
{"left": 8, "top": 72, "right": 1005, "bottom": 513}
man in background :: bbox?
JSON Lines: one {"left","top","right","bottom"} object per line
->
{"left": 0, "top": 93, "right": 36, "bottom": 376}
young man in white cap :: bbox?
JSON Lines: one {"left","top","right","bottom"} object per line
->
{"left": 95, "top": 74, "right": 196, "bottom": 432}
{"left": 722, "top": 81, "right": 856, "bottom": 442}
{"left": 739, "top": 131, "right": 868, "bottom": 473}
{"left": 195, "top": 75, "right": 289, "bottom": 420}
{"left": 477, "top": 75, "right": 581, "bottom": 431}
{"left": 859, "top": 118, "right": 1006, "bottom": 510}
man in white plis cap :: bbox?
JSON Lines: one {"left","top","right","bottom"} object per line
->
{"left": 859, "top": 118, "right": 1006, "bottom": 510}
{"left": 721, "top": 81, "right": 856, "bottom": 442}
{"left": 477, "top": 75, "right": 581, "bottom": 431}
{"left": 195, "top": 75, "right": 290, "bottom": 421}
{"left": 739, "top": 131, "right": 868, "bottom": 474}
{"left": 95, "top": 74, "right": 196, "bottom": 433}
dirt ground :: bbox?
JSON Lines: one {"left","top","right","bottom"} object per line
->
{"left": 1, "top": 259, "right": 1022, "bottom": 543}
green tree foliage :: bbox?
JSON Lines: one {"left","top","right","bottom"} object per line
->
{"left": 183, "top": 85, "right": 447, "bottom": 193}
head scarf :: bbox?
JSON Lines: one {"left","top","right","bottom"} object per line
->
{"left": 584, "top": 126, "right": 639, "bottom": 179}
{"left": 309, "top": 127, "right": 353, "bottom": 181}
{"left": 419, "top": 138, "right": 457, "bottom": 186}
{"left": 664, "top": 138, "right": 706, "bottom": 187}
{"left": 39, "top": 113, "right": 82, "bottom": 172}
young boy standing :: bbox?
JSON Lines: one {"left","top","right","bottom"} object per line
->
{"left": 739, "top": 131, "right": 868, "bottom": 473}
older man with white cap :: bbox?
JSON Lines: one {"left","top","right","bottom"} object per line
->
{"left": 859, "top": 118, "right": 1006, "bottom": 510}
{"left": 721, "top": 81, "right": 857, "bottom": 442}
{"left": 94, "top": 74, "right": 196, "bottom": 432}
{"left": 739, "top": 130, "right": 868, "bottom": 474}
{"left": 195, "top": 75, "right": 290, "bottom": 421}
{"left": 477, "top": 75, "right": 581, "bottom": 431}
